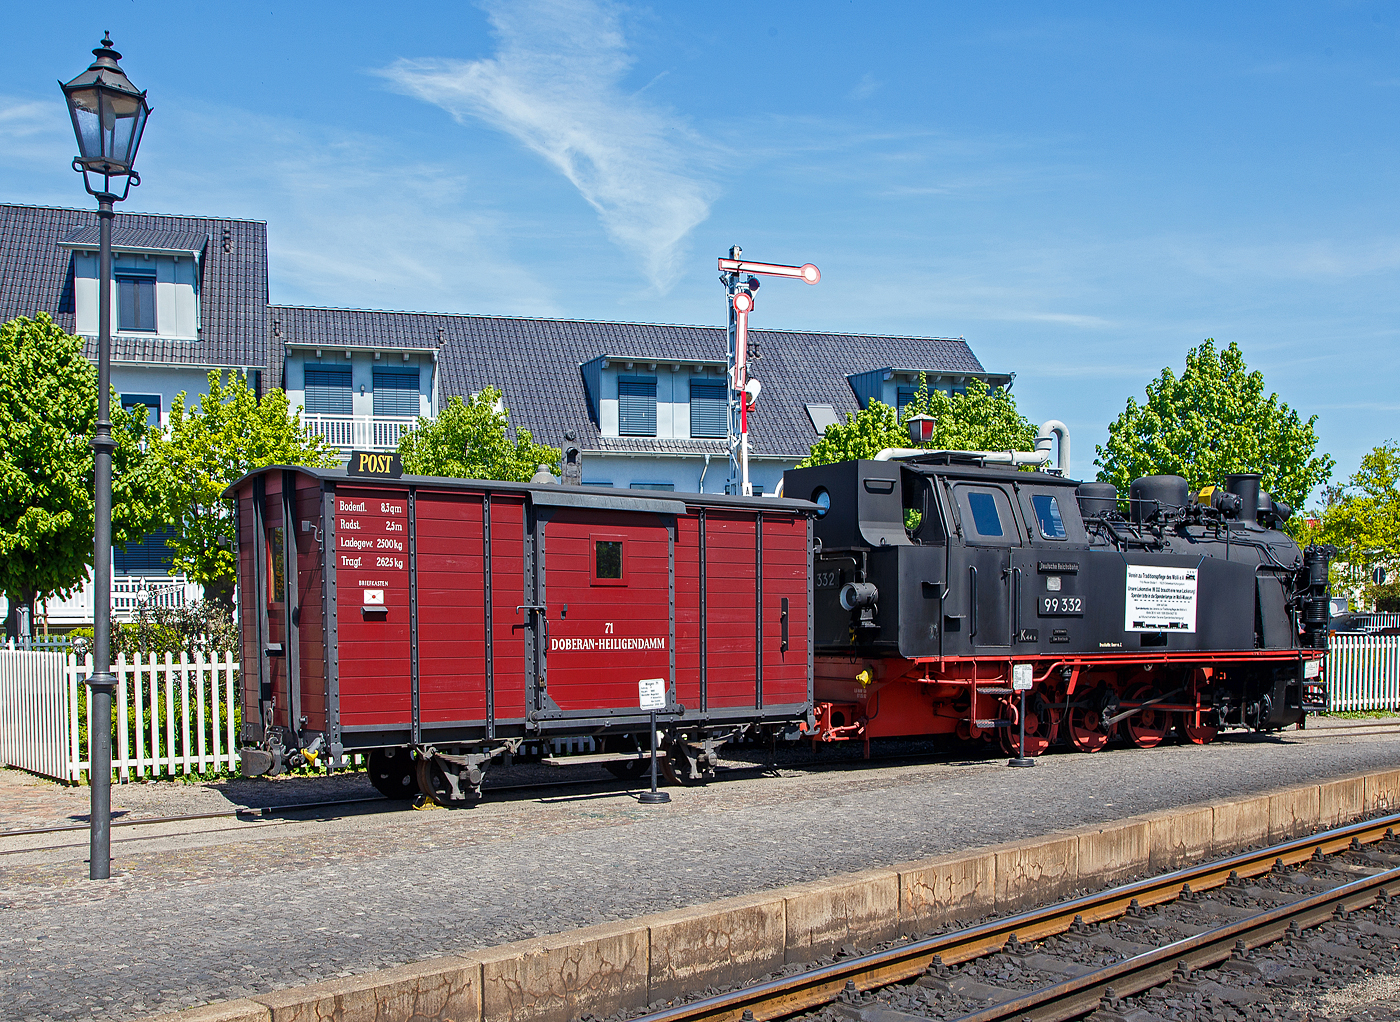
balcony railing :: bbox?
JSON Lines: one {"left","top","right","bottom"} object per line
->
{"left": 2, "top": 575, "right": 205, "bottom": 628}
{"left": 302, "top": 414, "right": 422, "bottom": 452}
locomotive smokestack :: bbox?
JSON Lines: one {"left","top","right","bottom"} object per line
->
{"left": 1225, "top": 474, "right": 1261, "bottom": 524}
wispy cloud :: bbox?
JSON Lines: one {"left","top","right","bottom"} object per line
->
{"left": 376, "top": 0, "right": 718, "bottom": 292}
{"left": 849, "top": 74, "right": 881, "bottom": 100}
{"left": 137, "top": 103, "right": 556, "bottom": 316}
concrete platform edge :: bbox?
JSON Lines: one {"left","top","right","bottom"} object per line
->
{"left": 137, "top": 766, "right": 1400, "bottom": 1022}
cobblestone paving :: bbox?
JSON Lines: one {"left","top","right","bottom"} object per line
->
{"left": 3, "top": 723, "right": 1400, "bottom": 1021}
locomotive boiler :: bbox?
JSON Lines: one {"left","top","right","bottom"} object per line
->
{"left": 784, "top": 453, "right": 1332, "bottom": 756}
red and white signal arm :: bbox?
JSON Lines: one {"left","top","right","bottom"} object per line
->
{"left": 733, "top": 291, "right": 754, "bottom": 313}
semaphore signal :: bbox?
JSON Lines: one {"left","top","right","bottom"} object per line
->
{"left": 718, "top": 247, "right": 820, "bottom": 496}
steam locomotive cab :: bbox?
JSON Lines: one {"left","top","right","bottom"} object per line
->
{"left": 785, "top": 456, "right": 1331, "bottom": 754}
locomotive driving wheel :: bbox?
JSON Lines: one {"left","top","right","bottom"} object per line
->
{"left": 368, "top": 747, "right": 418, "bottom": 800}
{"left": 1122, "top": 681, "right": 1171, "bottom": 749}
{"left": 1067, "top": 706, "right": 1109, "bottom": 753}
{"left": 1177, "top": 671, "right": 1218, "bottom": 744}
{"left": 999, "top": 694, "right": 1051, "bottom": 758}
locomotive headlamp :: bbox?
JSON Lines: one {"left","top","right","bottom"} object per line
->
{"left": 840, "top": 582, "right": 878, "bottom": 611}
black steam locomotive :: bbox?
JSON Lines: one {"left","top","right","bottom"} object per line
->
{"left": 784, "top": 455, "right": 1331, "bottom": 754}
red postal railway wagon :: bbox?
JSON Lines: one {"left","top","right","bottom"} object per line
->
{"left": 228, "top": 465, "right": 815, "bottom": 803}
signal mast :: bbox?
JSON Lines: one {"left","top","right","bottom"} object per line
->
{"left": 718, "top": 247, "right": 820, "bottom": 495}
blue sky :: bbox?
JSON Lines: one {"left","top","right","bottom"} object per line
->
{"left": 3, "top": 2, "right": 1397, "bottom": 496}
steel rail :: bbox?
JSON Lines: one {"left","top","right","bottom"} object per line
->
{"left": 949, "top": 866, "right": 1400, "bottom": 1022}
{"left": 627, "top": 811, "right": 1400, "bottom": 1022}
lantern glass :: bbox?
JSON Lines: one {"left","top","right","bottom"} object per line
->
{"left": 61, "top": 36, "right": 150, "bottom": 177}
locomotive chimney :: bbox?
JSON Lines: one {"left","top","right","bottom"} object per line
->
{"left": 1225, "top": 474, "right": 1261, "bottom": 524}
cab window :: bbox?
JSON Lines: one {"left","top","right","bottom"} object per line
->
{"left": 953, "top": 484, "right": 1020, "bottom": 546}
{"left": 1030, "top": 494, "right": 1067, "bottom": 540}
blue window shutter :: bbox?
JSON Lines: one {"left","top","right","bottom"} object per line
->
{"left": 689, "top": 380, "right": 727, "bottom": 438}
{"left": 618, "top": 376, "right": 657, "bottom": 436}
{"left": 117, "top": 275, "right": 155, "bottom": 331}
{"left": 114, "top": 527, "right": 178, "bottom": 575}
{"left": 304, "top": 364, "right": 352, "bottom": 415}
{"left": 897, "top": 386, "right": 918, "bottom": 413}
{"left": 373, "top": 367, "right": 419, "bottom": 417}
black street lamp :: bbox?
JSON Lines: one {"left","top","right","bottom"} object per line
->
{"left": 60, "top": 32, "right": 151, "bottom": 882}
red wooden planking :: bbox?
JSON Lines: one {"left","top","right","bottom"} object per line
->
{"left": 416, "top": 491, "right": 488, "bottom": 722}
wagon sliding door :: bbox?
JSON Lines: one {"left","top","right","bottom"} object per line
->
{"left": 535, "top": 499, "right": 678, "bottom": 723}
{"left": 702, "top": 510, "right": 812, "bottom": 720}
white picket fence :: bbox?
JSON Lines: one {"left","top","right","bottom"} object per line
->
{"left": 1327, "top": 634, "right": 1400, "bottom": 712}
{"left": 0, "top": 649, "right": 239, "bottom": 782}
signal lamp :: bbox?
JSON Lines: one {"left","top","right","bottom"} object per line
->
{"left": 906, "top": 413, "right": 936, "bottom": 445}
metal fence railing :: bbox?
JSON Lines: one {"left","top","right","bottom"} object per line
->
{"left": 1327, "top": 634, "right": 1400, "bottom": 712}
{"left": 302, "top": 414, "right": 420, "bottom": 452}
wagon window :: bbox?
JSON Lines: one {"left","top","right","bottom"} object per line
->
{"left": 267, "top": 527, "right": 285, "bottom": 605}
{"left": 967, "top": 492, "right": 1003, "bottom": 537}
{"left": 595, "top": 540, "right": 623, "bottom": 581}
{"left": 1031, "top": 494, "right": 1067, "bottom": 540}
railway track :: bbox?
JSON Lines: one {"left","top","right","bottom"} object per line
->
{"left": 627, "top": 813, "right": 1400, "bottom": 1022}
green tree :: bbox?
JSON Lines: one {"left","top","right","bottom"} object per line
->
{"left": 800, "top": 376, "right": 1038, "bottom": 467}
{"left": 1095, "top": 339, "right": 1332, "bottom": 516}
{"left": 1317, "top": 441, "right": 1400, "bottom": 609}
{"left": 396, "top": 388, "right": 560, "bottom": 481}
{"left": 0, "top": 314, "right": 161, "bottom": 638}
{"left": 156, "top": 371, "right": 335, "bottom": 609}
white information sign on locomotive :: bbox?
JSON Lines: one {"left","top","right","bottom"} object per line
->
{"left": 1124, "top": 565, "right": 1198, "bottom": 633}
{"left": 638, "top": 677, "right": 667, "bottom": 711}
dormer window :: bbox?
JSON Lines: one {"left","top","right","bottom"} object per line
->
{"left": 117, "top": 271, "right": 156, "bottom": 332}
{"left": 689, "top": 379, "right": 727, "bottom": 438}
{"left": 618, "top": 376, "right": 657, "bottom": 436}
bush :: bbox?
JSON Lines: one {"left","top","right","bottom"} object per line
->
{"left": 70, "top": 599, "right": 239, "bottom": 659}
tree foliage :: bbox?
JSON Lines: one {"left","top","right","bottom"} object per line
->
{"left": 0, "top": 314, "right": 160, "bottom": 634}
{"left": 155, "top": 371, "right": 335, "bottom": 608}
{"left": 1095, "top": 339, "right": 1332, "bottom": 514}
{"left": 800, "top": 376, "right": 1038, "bottom": 467}
{"left": 396, "top": 388, "right": 560, "bottom": 481}
{"left": 1316, "top": 441, "right": 1400, "bottom": 609}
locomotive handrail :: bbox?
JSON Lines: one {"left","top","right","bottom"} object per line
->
{"left": 968, "top": 565, "right": 978, "bottom": 638}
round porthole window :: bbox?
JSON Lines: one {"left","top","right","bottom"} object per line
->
{"left": 812, "top": 487, "right": 831, "bottom": 518}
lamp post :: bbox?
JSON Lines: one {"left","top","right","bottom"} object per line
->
{"left": 60, "top": 32, "right": 151, "bottom": 881}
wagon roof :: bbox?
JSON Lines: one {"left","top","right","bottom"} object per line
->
{"left": 223, "top": 464, "right": 817, "bottom": 515}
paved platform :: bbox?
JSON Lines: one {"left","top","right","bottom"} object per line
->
{"left": 3, "top": 720, "right": 1400, "bottom": 1021}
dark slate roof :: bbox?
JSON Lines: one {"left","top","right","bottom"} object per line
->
{"left": 58, "top": 226, "right": 208, "bottom": 255}
{"left": 270, "top": 306, "right": 999, "bottom": 458}
{"left": 0, "top": 203, "right": 269, "bottom": 370}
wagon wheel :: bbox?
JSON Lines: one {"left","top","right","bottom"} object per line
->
{"left": 1067, "top": 706, "right": 1110, "bottom": 753}
{"left": 999, "top": 697, "right": 1050, "bottom": 758}
{"left": 1122, "top": 681, "right": 1171, "bottom": 749}
{"left": 368, "top": 747, "right": 418, "bottom": 800}
{"left": 660, "top": 737, "right": 712, "bottom": 786}
{"left": 605, "top": 758, "right": 648, "bottom": 782}
{"left": 415, "top": 755, "right": 479, "bottom": 808}
{"left": 604, "top": 736, "right": 649, "bottom": 781}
